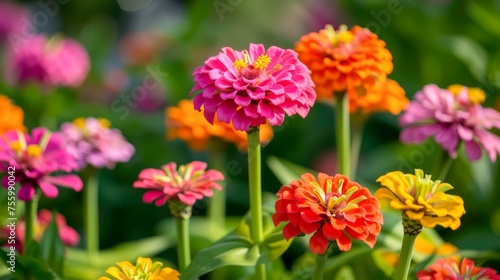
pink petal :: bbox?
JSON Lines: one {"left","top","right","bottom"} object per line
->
{"left": 18, "top": 182, "right": 36, "bottom": 201}
{"left": 44, "top": 175, "right": 83, "bottom": 192}
{"left": 464, "top": 141, "right": 482, "bottom": 161}
{"left": 38, "top": 180, "right": 59, "bottom": 198}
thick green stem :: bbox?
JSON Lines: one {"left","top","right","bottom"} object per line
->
{"left": 247, "top": 129, "right": 266, "bottom": 280}
{"left": 83, "top": 167, "right": 100, "bottom": 262}
{"left": 176, "top": 217, "right": 191, "bottom": 272}
{"left": 208, "top": 141, "right": 226, "bottom": 232}
{"left": 335, "top": 93, "right": 351, "bottom": 177}
{"left": 394, "top": 234, "right": 417, "bottom": 280}
{"left": 24, "top": 190, "right": 40, "bottom": 251}
{"left": 311, "top": 252, "right": 328, "bottom": 280}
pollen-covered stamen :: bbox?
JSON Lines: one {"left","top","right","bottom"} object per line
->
{"left": 254, "top": 54, "right": 271, "bottom": 70}
{"left": 98, "top": 118, "right": 111, "bottom": 128}
{"left": 311, "top": 181, "right": 326, "bottom": 205}
{"left": 325, "top": 24, "right": 354, "bottom": 46}
{"left": 466, "top": 88, "right": 486, "bottom": 105}
{"left": 26, "top": 144, "right": 42, "bottom": 157}
{"left": 73, "top": 117, "right": 86, "bottom": 129}
{"left": 233, "top": 59, "right": 247, "bottom": 71}
{"left": 10, "top": 141, "right": 22, "bottom": 152}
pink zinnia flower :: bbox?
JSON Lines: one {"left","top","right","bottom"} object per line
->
{"left": 417, "top": 257, "right": 500, "bottom": 280}
{"left": 59, "top": 117, "right": 135, "bottom": 170}
{"left": 2, "top": 209, "right": 80, "bottom": 253}
{"left": 4, "top": 34, "right": 90, "bottom": 88}
{"left": 133, "top": 161, "right": 224, "bottom": 206}
{"left": 191, "top": 43, "right": 316, "bottom": 131}
{"left": 400, "top": 84, "right": 500, "bottom": 162}
{"left": 0, "top": 127, "right": 83, "bottom": 201}
{"left": 0, "top": 1, "right": 29, "bottom": 42}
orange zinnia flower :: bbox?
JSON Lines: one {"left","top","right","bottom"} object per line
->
{"left": 295, "top": 24, "right": 393, "bottom": 100}
{"left": 165, "top": 99, "right": 273, "bottom": 151}
{"left": 0, "top": 95, "right": 25, "bottom": 134}
{"left": 349, "top": 79, "right": 409, "bottom": 115}
{"left": 273, "top": 173, "right": 383, "bottom": 254}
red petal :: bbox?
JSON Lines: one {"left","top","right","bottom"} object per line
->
{"left": 336, "top": 233, "right": 352, "bottom": 251}
{"left": 299, "top": 221, "right": 321, "bottom": 234}
{"left": 272, "top": 213, "right": 288, "bottom": 226}
{"left": 283, "top": 223, "right": 302, "bottom": 240}
{"left": 309, "top": 230, "right": 328, "bottom": 254}
{"left": 301, "top": 210, "right": 321, "bottom": 223}
{"left": 322, "top": 223, "right": 342, "bottom": 240}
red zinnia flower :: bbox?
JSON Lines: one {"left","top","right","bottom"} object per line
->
{"left": 417, "top": 257, "right": 500, "bottom": 280}
{"left": 273, "top": 173, "right": 383, "bottom": 254}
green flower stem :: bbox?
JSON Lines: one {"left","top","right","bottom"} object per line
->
{"left": 311, "top": 252, "right": 328, "bottom": 280}
{"left": 350, "top": 115, "right": 366, "bottom": 180}
{"left": 208, "top": 141, "right": 226, "bottom": 231}
{"left": 176, "top": 217, "right": 191, "bottom": 272}
{"left": 335, "top": 92, "right": 351, "bottom": 177}
{"left": 247, "top": 128, "right": 266, "bottom": 280}
{"left": 394, "top": 233, "right": 417, "bottom": 280}
{"left": 83, "top": 167, "right": 100, "bottom": 262}
{"left": 24, "top": 189, "right": 40, "bottom": 251}
{"left": 438, "top": 153, "right": 454, "bottom": 181}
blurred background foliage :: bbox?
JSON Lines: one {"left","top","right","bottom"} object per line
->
{"left": 0, "top": 0, "right": 500, "bottom": 278}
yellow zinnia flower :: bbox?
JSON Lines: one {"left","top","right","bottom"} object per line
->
{"left": 98, "top": 257, "right": 180, "bottom": 280}
{"left": 375, "top": 169, "right": 465, "bottom": 235}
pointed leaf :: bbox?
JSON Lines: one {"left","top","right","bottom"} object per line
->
{"left": 267, "top": 156, "right": 317, "bottom": 185}
{"left": 39, "top": 211, "right": 65, "bottom": 275}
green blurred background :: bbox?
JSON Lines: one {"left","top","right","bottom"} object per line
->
{"left": 1, "top": 0, "right": 500, "bottom": 278}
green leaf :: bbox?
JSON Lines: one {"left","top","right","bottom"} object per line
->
{"left": 0, "top": 249, "right": 60, "bottom": 280}
{"left": 180, "top": 208, "right": 292, "bottom": 280}
{"left": 467, "top": 2, "right": 500, "bottom": 38}
{"left": 267, "top": 156, "right": 317, "bottom": 185}
{"left": 439, "top": 35, "right": 488, "bottom": 78}
{"left": 39, "top": 211, "right": 65, "bottom": 275}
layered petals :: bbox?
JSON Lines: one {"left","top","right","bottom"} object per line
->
{"left": 59, "top": 117, "right": 135, "bottom": 170}
{"left": 0, "top": 127, "right": 82, "bottom": 201}
{"left": 273, "top": 173, "right": 383, "bottom": 254}
{"left": 376, "top": 169, "right": 465, "bottom": 231}
{"left": 399, "top": 84, "right": 500, "bottom": 162}
{"left": 98, "top": 257, "right": 180, "bottom": 280}
{"left": 295, "top": 25, "right": 393, "bottom": 100}
{"left": 191, "top": 43, "right": 316, "bottom": 131}
{"left": 417, "top": 257, "right": 500, "bottom": 280}
{"left": 133, "top": 161, "right": 224, "bottom": 207}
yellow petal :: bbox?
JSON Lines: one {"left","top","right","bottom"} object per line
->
{"left": 405, "top": 210, "right": 424, "bottom": 220}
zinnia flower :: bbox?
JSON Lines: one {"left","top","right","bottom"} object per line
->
{"left": 417, "top": 257, "right": 500, "bottom": 280}
{"left": 376, "top": 169, "right": 465, "bottom": 235}
{"left": 59, "top": 117, "right": 135, "bottom": 170}
{"left": 98, "top": 257, "right": 180, "bottom": 280}
{"left": 0, "top": 127, "right": 83, "bottom": 201}
{"left": 2, "top": 209, "right": 79, "bottom": 253}
{"left": 191, "top": 43, "right": 316, "bottom": 131}
{"left": 134, "top": 161, "right": 224, "bottom": 217}
{"left": 165, "top": 99, "right": 273, "bottom": 150}
{"left": 4, "top": 34, "right": 90, "bottom": 88}
{"left": 273, "top": 173, "right": 383, "bottom": 254}
{"left": 295, "top": 24, "right": 393, "bottom": 99}
{"left": 349, "top": 79, "right": 409, "bottom": 115}
{"left": 399, "top": 84, "right": 500, "bottom": 162}
{"left": 0, "top": 95, "right": 25, "bottom": 134}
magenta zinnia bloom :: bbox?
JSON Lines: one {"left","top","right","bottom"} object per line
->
{"left": 191, "top": 43, "right": 316, "bottom": 131}
{"left": 400, "top": 84, "right": 500, "bottom": 161}
{"left": 416, "top": 257, "right": 500, "bottom": 280}
{"left": 2, "top": 209, "right": 80, "bottom": 253}
{"left": 5, "top": 35, "right": 90, "bottom": 88}
{"left": 59, "top": 117, "right": 135, "bottom": 170}
{"left": 134, "top": 161, "right": 224, "bottom": 206}
{"left": 0, "top": 128, "right": 83, "bottom": 201}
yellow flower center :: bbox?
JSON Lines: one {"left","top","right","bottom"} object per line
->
{"left": 326, "top": 24, "right": 354, "bottom": 46}
{"left": 98, "top": 118, "right": 111, "bottom": 128}
{"left": 254, "top": 54, "right": 271, "bottom": 70}
{"left": 73, "top": 117, "right": 86, "bottom": 129}
{"left": 310, "top": 179, "right": 366, "bottom": 216}
{"left": 233, "top": 59, "right": 248, "bottom": 70}
{"left": 26, "top": 144, "right": 42, "bottom": 157}
{"left": 447, "top": 84, "right": 485, "bottom": 105}
{"left": 10, "top": 141, "right": 22, "bottom": 152}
